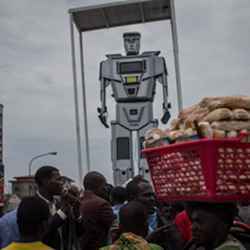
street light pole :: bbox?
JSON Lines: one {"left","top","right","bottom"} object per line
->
{"left": 28, "top": 152, "right": 57, "bottom": 176}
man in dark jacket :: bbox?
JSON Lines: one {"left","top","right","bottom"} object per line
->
{"left": 79, "top": 171, "right": 114, "bottom": 250}
{"left": 34, "top": 165, "right": 68, "bottom": 250}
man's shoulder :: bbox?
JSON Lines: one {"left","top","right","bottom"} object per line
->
{"left": 2, "top": 242, "right": 55, "bottom": 250}
{"left": 0, "top": 209, "right": 17, "bottom": 222}
{"left": 149, "top": 243, "right": 164, "bottom": 250}
{"left": 82, "top": 192, "right": 110, "bottom": 207}
{"left": 0, "top": 210, "right": 17, "bottom": 230}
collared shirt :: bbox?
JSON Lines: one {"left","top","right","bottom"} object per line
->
{"left": 36, "top": 191, "right": 66, "bottom": 220}
{"left": 148, "top": 211, "right": 158, "bottom": 234}
{"left": 0, "top": 209, "right": 20, "bottom": 248}
{"left": 112, "top": 204, "right": 125, "bottom": 221}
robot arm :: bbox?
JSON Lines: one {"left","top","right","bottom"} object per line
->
{"left": 159, "top": 64, "right": 171, "bottom": 124}
{"left": 97, "top": 78, "right": 109, "bottom": 128}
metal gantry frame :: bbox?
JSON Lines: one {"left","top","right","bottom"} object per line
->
{"left": 68, "top": 0, "right": 183, "bottom": 184}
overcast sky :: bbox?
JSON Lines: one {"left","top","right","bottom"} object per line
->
{"left": 0, "top": 0, "right": 249, "bottom": 190}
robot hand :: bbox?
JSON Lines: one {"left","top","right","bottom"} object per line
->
{"left": 161, "top": 109, "right": 171, "bottom": 124}
{"left": 97, "top": 107, "right": 109, "bottom": 128}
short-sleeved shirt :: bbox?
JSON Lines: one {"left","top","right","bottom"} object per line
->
{"left": 2, "top": 241, "right": 54, "bottom": 250}
{"left": 100, "top": 232, "right": 163, "bottom": 250}
{"left": 0, "top": 209, "right": 20, "bottom": 248}
{"left": 174, "top": 210, "right": 192, "bottom": 242}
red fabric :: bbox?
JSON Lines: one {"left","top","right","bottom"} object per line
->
{"left": 174, "top": 210, "right": 192, "bottom": 242}
{"left": 233, "top": 220, "right": 250, "bottom": 231}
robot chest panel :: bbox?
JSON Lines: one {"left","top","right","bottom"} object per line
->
{"left": 107, "top": 57, "right": 156, "bottom": 100}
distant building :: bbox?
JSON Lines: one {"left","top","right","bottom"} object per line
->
{"left": 3, "top": 194, "right": 21, "bottom": 213}
{"left": 9, "top": 176, "right": 36, "bottom": 198}
{"left": 9, "top": 175, "right": 75, "bottom": 199}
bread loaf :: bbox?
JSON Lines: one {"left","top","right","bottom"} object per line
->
{"left": 203, "top": 108, "right": 232, "bottom": 122}
{"left": 211, "top": 121, "right": 250, "bottom": 131}
{"left": 178, "top": 104, "right": 199, "bottom": 121}
{"left": 184, "top": 107, "right": 210, "bottom": 125}
{"left": 227, "top": 130, "right": 238, "bottom": 138}
{"left": 232, "top": 109, "right": 250, "bottom": 120}
{"left": 170, "top": 118, "right": 180, "bottom": 130}
{"left": 168, "top": 130, "right": 185, "bottom": 141}
{"left": 213, "top": 129, "right": 226, "bottom": 139}
{"left": 144, "top": 128, "right": 166, "bottom": 148}
{"left": 200, "top": 96, "right": 250, "bottom": 111}
{"left": 198, "top": 122, "right": 213, "bottom": 138}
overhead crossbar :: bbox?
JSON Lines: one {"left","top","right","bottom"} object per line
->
{"left": 69, "top": 0, "right": 171, "bottom": 32}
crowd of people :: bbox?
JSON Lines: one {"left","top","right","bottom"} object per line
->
{"left": 0, "top": 165, "right": 250, "bottom": 250}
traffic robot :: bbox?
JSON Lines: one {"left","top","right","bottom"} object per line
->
{"left": 98, "top": 32, "right": 171, "bottom": 185}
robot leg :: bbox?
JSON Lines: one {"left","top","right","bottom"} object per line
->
{"left": 137, "top": 120, "right": 158, "bottom": 181}
{"left": 111, "top": 121, "right": 134, "bottom": 186}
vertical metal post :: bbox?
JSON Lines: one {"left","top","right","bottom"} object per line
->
{"left": 170, "top": 0, "right": 183, "bottom": 112}
{"left": 136, "top": 131, "right": 141, "bottom": 176}
{"left": 69, "top": 14, "right": 83, "bottom": 184}
{"left": 79, "top": 32, "right": 91, "bottom": 173}
{"left": 130, "top": 131, "right": 135, "bottom": 177}
{"left": 132, "top": 131, "right": 138, "bottom": 177}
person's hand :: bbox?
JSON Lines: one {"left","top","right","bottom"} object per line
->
{"left": 146, "top": 225, "right": 171, "bottom": 243}
{"left": 61, "top": 186, "right": 81, "bottom": 218}
{"left": 60, "top": 200, "right": 72, "bottom": 216}
{"left": 61, "top": 185, "right": 80, "bottom": 205}
{"left": 97, "top": 107, "right": 109, "bottom": 128}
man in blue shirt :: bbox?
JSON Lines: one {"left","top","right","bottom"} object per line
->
{"left": 0, "top": 208, "right": 20, "bottom": 248}
{"left": 126, "top": 177, "right": 158, "bottom": 233}
{"left": 110, "top": 186, "right": 127, "bottom": 220}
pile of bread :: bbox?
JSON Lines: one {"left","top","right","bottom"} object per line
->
{"left": 144, "top": 96, "right": 250, "bottom": 148}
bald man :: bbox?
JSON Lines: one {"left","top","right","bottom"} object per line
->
{"left": 79, "top": 172, "right": 114, "bottom": 250}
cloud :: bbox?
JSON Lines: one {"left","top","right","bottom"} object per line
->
{"left": 0, "top": 0, "right": 250, "bottom": 189}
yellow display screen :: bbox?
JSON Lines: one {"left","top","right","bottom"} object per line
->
{"left": 126, "top": 76, "right": 137, "bottom": 84}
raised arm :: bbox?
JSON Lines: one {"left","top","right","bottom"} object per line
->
{"left": 97, "top": 61, "right": 110, "bottom": 128}
{"left": 158, "top": 58, "right": 171, "bottom": 124}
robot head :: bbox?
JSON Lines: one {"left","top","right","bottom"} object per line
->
{"left": 123, "top": 32, "right": 141, "bottom": 56}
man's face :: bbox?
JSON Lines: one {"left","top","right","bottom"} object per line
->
{"left": 190, "top": 209, "right": 223, "bottom": 247}
{"left": 137, "top": 182, "right": 156, "bottom": 214}
{"left": 46, "top": 171, "right": 64, "bottom": 196}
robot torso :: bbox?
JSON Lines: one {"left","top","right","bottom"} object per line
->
{"left": 100, "top": 51, "right": 167, "bottom": 103}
